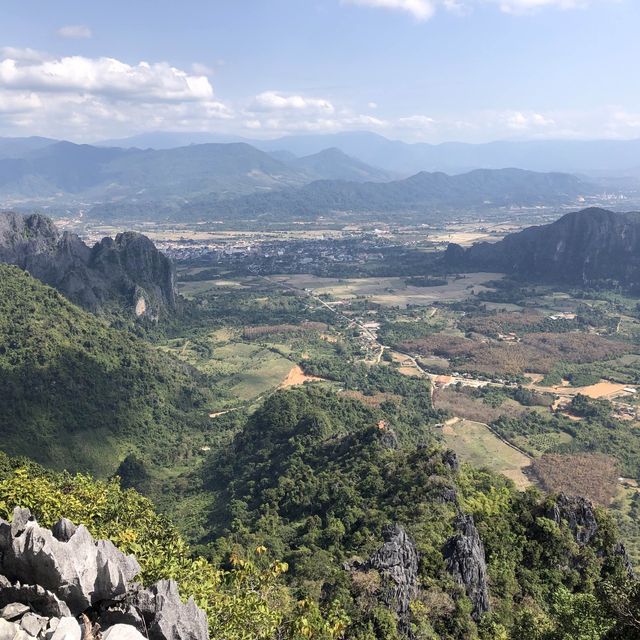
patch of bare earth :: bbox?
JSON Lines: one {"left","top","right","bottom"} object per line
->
{"left": 279, "top": 365, "right": 326, "bottom": 388}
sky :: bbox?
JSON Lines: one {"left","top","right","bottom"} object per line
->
{"left": 0, "top": 0, "right": 639, "bottom": 143}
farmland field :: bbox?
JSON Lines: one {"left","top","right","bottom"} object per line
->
{"left": 441, "top": 418, "right": 532, "bottom": 489}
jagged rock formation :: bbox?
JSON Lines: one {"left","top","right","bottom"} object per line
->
{"left": 0, "top": 508, "right": 207, "bottom": 640}
{"left": 548, "top": 494, "right": 599, "bottom": 545}
{"left": 443, "top": 514, "right": 490, "bottom": 621}
{"left": 0, "top": 211, "right": 176, "bottom": 318}
{"left": 361, "top": 524, "right": 419, "bottom": 635}
{"left": 443, "top": 208, "right": 640, "bottom": 288}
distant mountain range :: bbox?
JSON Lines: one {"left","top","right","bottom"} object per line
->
{"left": 0, "top": 211, "right": 176, "bottom": 318}
{"left": 0, "top": 136, "right": 595, "bottom": 223}
{"left": 97, "top": 130, "right": 640, "bottom": 177}
{"left": 188, "top": 167, "right": 592, "bottom": 223}
{"left": 444, "top": 207, "right": 640, "bottom": 288}
{"left": 0, "top": 139, "right": 393, "bottom": 204}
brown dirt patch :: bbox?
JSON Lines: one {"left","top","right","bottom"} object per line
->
{"left": 279, "top": 365, "right": 326, "bottom": 388}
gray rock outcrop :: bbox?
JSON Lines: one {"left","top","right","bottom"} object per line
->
{"left": 0, "top": 509, "right": 208, "bottom": 640}
{"left": 0, "top": 508, "right": 140, "bottom": 615}
{"left": 443, "top": 514, "right": 490, "bottom": 621}
{"left": 444, "top": 208, "right": 640, "bottom": 288}
{"left": 0, "top": 211, "right": 176, "bottom": 319}
{"left": 362, "top": 524, "right": 419, "bottom": 636}
{"left": 548, "top": 494, "right": 599, "bottom": 545}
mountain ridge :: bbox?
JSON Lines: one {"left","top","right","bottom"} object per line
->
{"left": 0, "top": 211, "right": 176, "bottom": 318}
{"left": 444, "top": 206, "right": 640, "bottom": 287}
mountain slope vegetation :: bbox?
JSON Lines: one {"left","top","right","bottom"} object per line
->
{"left": 175, "top": 167, "right": 592, "bottom": 223}
{"left": 0, "top": 264, "right": 212, "bottom": 476}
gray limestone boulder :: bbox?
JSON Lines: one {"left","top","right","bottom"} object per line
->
{"left": 102, "top": 624, "right": 148, "bottom": 640}
{"left": 127, "top": 580, "right": 208, "bottom": 640}
{"left": 443, "top": 514, "right": 490, "bottom": 621}
{"left": 548, "top": 494, "right": 598, "bottom": 545}
{"left": 0, "top": 508, "right": 140, "bottom": 615}
{"left": 362, "top": 524, "right": 419, "bottom": 637}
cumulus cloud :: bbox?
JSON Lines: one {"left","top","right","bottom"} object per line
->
{"left": 342, "top": 0, "right": 436, "bottom": 20}
{"left": 0, "top": 50, "right": 232, "bottom": 139}
{"left": 0, "top": 54, "right": 214, "bottom": 101}
{"left": 57, "top": 25, "right": 93, "bottom": 39}
{"left": 250, "top": 91, "right": 335, "bottom": 114}
{"left": 343, "top": 0, "right": 604, "bottom": 20}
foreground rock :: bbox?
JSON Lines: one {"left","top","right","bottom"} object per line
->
{"left": 0, "top": 508, "right": 207, "bottom": 640}
{"left": 443, "top": 514, "right": 490, "bottom": 621}
{"left": 353, "top": 524, "right": 419, "bottom": 637}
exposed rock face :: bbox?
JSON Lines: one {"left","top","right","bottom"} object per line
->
{"left": 128, "top": 580, "right": 209, "bottom": 640}
{"left": 363, "top": 524, "right": 419, "bottom": 636}
{"left": 443, "top": 514, "right": 490, "bottom": 621}
{"left": 443, "top": 208, "right": 640, "bottom": 288}
{"left": 548, "top": 494, "right": 599, "bottom": 545}
{"left": 0, "top": 508, "right": 140, "bottom": 615}
{"left": 0, "top": 211, "right": 176, "bottom": 318}
{"left": 0, "top": 509, "right": 207, "bottom": 640}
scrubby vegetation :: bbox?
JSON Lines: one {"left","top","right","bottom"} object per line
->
{"left": 532, "top": 453, "right": 620, "bottom": 506}
{"left": 0, "top": 265, "right": 214, "bottom": 477}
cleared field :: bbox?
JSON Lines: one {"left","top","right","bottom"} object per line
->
{"left": 160, "top": 336, "right": 295, "bottom": 403}
{"left": 526, "top": 378, "right": 633, "bottom": 400}
{"left": 279, "top": 365, "right": 326, "bottom": 388}
{"left": 272, "top": 273, "right": 503, "bottom": 307}
{"left": 442, "top": 419, "right": 532, "bottom": 489}
{"left": 178, "top": 279, "right": 247, "bottom": 298}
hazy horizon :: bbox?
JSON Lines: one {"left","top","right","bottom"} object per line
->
{"left": 2, "top": 0, "right": 640, "bottom": 144}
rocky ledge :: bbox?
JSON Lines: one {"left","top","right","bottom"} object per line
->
{"left": 0, "top": 508, "right": 207, "bottom": 640}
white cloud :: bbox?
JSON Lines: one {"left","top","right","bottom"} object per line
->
{"left": 0, "top": 50, "right": 232, "bottom": 139}
{"left": 398, "top": 115, "right": 436, "bottom": 128}
{"left": 342, "top": 0, "right": 436, "bottom": 20}
{"left": 250, "top": 91, "right": 335, "bottom": 114}
{"left": 505, "top": 110, "right": 555, "bottom": 130}
{"left": 492, "top": 0, "right": 589, "bottom": 13}
{"left": 0, "top": 54, "right": 214, "bottom": 101}
{"left": 343, "top": 0, "right": 607, "bottom": 20}
{"left": 57, "top": 25, "right": 93, "bottom": 39}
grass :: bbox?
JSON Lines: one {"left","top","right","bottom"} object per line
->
{"left": 610, "top": 483, "right": 640, "bottom": 566}
{"left": 441, "top": 418, "right": 532, "bottom": 490}
{"left": 160, "top": 334, "right": 296, "bottom": 406}
{"left": 272, "top": 273, "right": 503, "bottom": 307}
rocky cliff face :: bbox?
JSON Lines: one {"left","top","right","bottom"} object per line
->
{"left": 548, "top": 494, "right": 599, "bottom": 545}
{"left": 444, "top": 208, "right": 640, "bottom": 288}
{"left": 361, "top": 524, "right": 419, "bottom": 637}
{"left": 0, "top": 507, "right": 207, "bottom": 640}
{"left": 0, "top": 211, "right": 176, "bottom": 319}
{"left": 443, "top": 514, "right": 490, "bottom": 621}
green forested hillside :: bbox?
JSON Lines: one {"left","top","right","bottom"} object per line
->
{"left": 0, "top": 264, "right": 213, "bottom": 476}
{"left": 192, "top": 386, "right": 638, "bottom": 640}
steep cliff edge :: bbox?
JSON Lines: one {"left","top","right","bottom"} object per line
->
{"left": 444, "top": 207, "right": 640, "bottom": 287}
{"left": 0, "top": 211, "right": 176, "bottom": 319}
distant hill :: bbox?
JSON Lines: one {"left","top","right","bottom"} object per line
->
{"left": 444, "top": 207, "right": 640, "bottom": 287}
{"left": 288, "top": 147, "right": 393, "bottom": 182}
{"left": 0, "top": 140, "right": 391, "bottom": 204}
{"left": 0, "top": 211, "right": 176, "bottom": 318}
{"left": 97, "top": 130, "right": 640, "bottom": 176}
{"left": 0, "top": 136, "right": 59, "bottom": 159}
{"left": 186, "top": 167, "right": 592, "bottom": 222}
{"left": 0, "top": 264, "right": 211, "bottom": 476}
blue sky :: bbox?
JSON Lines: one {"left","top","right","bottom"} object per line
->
{"left": 0, "top": 0, "right": 638, "bottom": 142}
